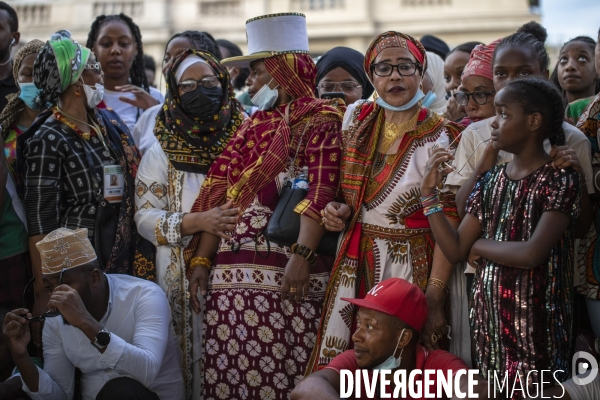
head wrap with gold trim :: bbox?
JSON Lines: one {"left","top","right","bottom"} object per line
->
{"left": 36, "top": 228, "right": 97, "bottom": 274}
{"left": 364, "top": 31, "right": 428, "bottom": 80}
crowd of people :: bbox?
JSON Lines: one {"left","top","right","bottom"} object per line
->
{"left": 0, "top": 2, "right": 599, "bottom": 399}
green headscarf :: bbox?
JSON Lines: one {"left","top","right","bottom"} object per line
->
{"left": 33, "top": 30, "right": 91, "bottom": 108}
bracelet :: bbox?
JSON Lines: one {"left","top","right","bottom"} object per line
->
{"left": 428, "top": 278, "right": 450, "bottom": 296}
{"left": 423, "top": 203, "right": 443, "bottom": 216}
{"left": 594, "top": 170, "right": 600, "bottom": 192}
{"left": 420, "top": 192, "right": 443, "bottom": 216}
{"left": 190, "top": 256, "right": 212, "bottom": 270}
{"left": 420, "top": 192, "right": 439, "bottom": 208}
{"left": 291, "top": 243, "right": 317, "bottom": 266}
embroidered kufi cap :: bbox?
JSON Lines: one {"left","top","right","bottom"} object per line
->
{"left": 221, "top": 13, "right": 310, "bottom": 68}
{"left": 36, "top": 228, "right": 97, "bottom": 274}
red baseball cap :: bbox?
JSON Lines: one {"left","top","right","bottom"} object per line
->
{"left": 341, "top": 278, "right": 428, "bottom": 332}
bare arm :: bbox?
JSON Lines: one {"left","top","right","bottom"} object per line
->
{"left": 422, "top": 149, "right": 484, "bottom": 264}
{"left": 422, "top": 218, "right": 460, "bottom": 350}
{"left": 291, "top": 369, "right": 341, "bottom": 400}
{"left": 471, "top": 211, "right": 571, "bottom": 269}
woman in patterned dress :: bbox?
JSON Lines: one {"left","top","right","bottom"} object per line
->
{"left": 19, "top": 31, "right": 152, "bottom": 346}
{"left": 186, "top": 46, "right": 344, "bottom": 398}
{"left": 134, "top": 49, "right": 244, "bottom": 398}
{"left": 312, "top": 31, "right": 464, "bottom": 371}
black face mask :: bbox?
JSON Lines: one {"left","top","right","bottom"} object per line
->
{"left": 180, "top": 86, "right": 223, "bottom": 118}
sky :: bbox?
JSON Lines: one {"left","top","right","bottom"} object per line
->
{"left": 541, "top": 0, "right": 600, "bottom": 46}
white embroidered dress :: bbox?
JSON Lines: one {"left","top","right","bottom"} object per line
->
{"left": 134, "top": 141, "right": 204, "bottom": 399}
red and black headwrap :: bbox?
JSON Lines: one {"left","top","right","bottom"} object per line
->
{"left": 364, "top": 31, "right": 428, "bottom": 79}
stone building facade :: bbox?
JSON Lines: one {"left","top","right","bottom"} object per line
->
{"left": 9, "top": 0, "right": 539, "bottom": 74}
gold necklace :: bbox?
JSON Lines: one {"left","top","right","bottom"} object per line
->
{"left": 380, "top": 111, "right": 419, "bottom": 153}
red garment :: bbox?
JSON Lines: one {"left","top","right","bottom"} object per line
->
{"left": 325, "top": 346, "right": 468, "bottom": 399}
{"left": 461, "top": 39, "right": 501, "bottom": 82}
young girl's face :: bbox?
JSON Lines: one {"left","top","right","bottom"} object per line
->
{"left": 457, "top": 75, "right": 496, "bottom": 120}
{"left": 557, "top": 40, "right": 596, "bottom": 96}
{"left": 493, "top": 45, "right": 546, "bottom": 91}
{"left": 444, "top": 50, "right": 470, "bottom": 92}
{"left": 490, "top": 88, "right": 531, "bottom": 152}
{"left": 93, "top": 20, "right": 137, "bottom": 81}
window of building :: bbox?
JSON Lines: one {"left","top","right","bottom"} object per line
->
{"left": 13, "top": 4, "right": 51, "bottom": 26}
{"left": 198, "top": 1, "right": 241, "bottom": 16}
{"left": 401, "top": 0, "right": 452, "bottom": 6}
{"left": 292, "top": 0, "right": 345, "bottom": 11}
{"left": 93, "top": 2, "right": 144, "bottom": 17}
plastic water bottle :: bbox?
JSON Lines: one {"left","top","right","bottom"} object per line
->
{"left": 293, "top": 166, "right": 310, "bottom": 189}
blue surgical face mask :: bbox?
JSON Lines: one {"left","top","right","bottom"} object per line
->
{"left": 421, "top": 91, "right": 437, "bottom": 108}
{"left": 372, "top": 328, "right": 406, "bottom": 371}
{"left": 376, "top": 89, "right": 425, "bottom": 112}
{"left": 18, "top": 82, "right": 41, "bottom": 109}
{"left": 251, "top": 78, "right": 279, "bottom": 111}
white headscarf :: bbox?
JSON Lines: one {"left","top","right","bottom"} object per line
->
{"left": 175, "top": 55, "right": 208, "bottom": 83}
{"left": 424, "top": 51, "right": 447, "bottom": 115}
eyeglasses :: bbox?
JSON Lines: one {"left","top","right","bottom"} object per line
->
{"left": 453, "top": 91, "right": 496, "bottom": 106}
{"left": 22, "top": 268, "right": 66, "bottom": 321}
{"left": 85, "top": 62, "right": 102, "bottom": 74}
{"left": 371, "top": 62, "right": 421, "bottom": 77}
{"left": 318, "top": 81, "right": 362, "bottom": 93}
{"left": 178, "top": 76, "right": 219, "bottom": 93}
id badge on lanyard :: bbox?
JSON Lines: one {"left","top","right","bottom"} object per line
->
{"left": 103, "top": 164, "right": 124, "bottom": 203}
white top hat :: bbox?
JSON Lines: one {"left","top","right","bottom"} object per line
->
{"left": 221, "top": 13, "right": 309, "bottom": 68}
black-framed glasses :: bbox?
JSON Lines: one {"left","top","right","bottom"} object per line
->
{"left": 371, "top": 62, "right": 420, "bottom": 77}
{"left": 178, "top": 76, "right": 219, "bottom": 93}
{"left": 318, "top": 81, "right": 362, "bottom": 93}
{"left": 454, "top": 90, "right": 496, "bottom": 106}
{"left": 22, "top": 268, "right": 66, "bottom": 321}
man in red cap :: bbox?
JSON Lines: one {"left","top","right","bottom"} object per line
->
{"left": 292, "top": 278, "right": 489, "bottom": 399}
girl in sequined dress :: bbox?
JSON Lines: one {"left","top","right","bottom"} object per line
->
{"left": 421, "top": 78, "right": 582, "bottom": 398}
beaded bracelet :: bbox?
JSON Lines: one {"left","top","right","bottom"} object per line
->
{"left": 423, "top": 203, "right": 443, "bottom": 216}
{"left": 190, "top": 256, "right": 212, "bottom": 270}
{"left": 428, "top": 278, "right": 450, "bottom": 296}
{"left": 420, "top": 192, "right": 444, "bottom": 216}
{"left": 291, "top": 243, "right": 317, "bottom": 267}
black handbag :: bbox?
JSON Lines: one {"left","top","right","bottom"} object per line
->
{"left": 80, "top": 137, "right": 120, "bottom": 269}
{"left": 264, "top": 106, "right": 340, "bottom": 257}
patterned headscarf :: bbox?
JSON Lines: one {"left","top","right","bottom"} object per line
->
{"left": 461, "top": 39, "right": 501, "bottom": 81}
{"left": 364, "top": 31, "right": 428, "bottom": 80}
{"left": 155, "top": 49, "right": 245, "bottom": 174}
{"left": 263, "top": 53, "right": 317, "bottom": 100}
{"left": 0, "top": 39, "right": 45, "bottom": 140}
{"left": 32, "top": 30, "right": 91, "bottom": 109}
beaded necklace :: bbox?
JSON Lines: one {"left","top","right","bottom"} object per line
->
{"left": 53, "top": 106, "right": 111, "bottom": 155}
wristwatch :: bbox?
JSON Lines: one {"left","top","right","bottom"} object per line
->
{"left": 91, "top": 329, "right": 111, "bottom": 351}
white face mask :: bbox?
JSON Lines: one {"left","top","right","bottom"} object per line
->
{"left": 373, "top": 328, "right": 406, "bottom": 371}
{"left": 81, "top": 79, "right": 104, "bottom": 109}
{"left": 251, "top": 78, "right": 279, "bottom": 111}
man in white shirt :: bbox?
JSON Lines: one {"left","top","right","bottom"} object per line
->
{"left": 2, "top": 228, "right": 185, "bottom": 400}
